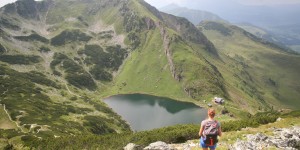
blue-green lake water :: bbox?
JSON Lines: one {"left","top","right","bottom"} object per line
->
{"left": 104, "top": 94, "right": 207, "bottom": 131}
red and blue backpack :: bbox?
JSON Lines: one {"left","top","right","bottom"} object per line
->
{"left": 203, "top": 120, "right": 219, "bottom": 146}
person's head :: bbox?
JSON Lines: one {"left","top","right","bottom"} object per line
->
{"left": 208, "top": 108, "right": 216, "bottom": 118}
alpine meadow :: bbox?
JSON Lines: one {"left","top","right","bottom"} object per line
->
{"left": 0, "top": 0, "right": 300, "bottom": 149}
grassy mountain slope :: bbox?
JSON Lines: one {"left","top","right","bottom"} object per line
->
{"left": 237, "top": 23, "right": 300, "bottom": 53}
{"left": 198, "top": 21, "right": 300, "bottom": 110}
{"left": 99, "top": 0, "right": 189, "bottom": 99}
{"left": 0, "top": 0, "right": 226, "bottom": 141}
{"left": 0, "top": 0, "right": 135, "bottom": 139}
{"left": 103, "top": 1, "right": 228, "bottom": 102}
{"left": 107, "top": 28, "right": 188, "bottom": 100}
{"left": 160, "top": 5, "right": 300, "bottom": 54}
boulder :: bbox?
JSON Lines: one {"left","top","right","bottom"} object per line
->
{"left": 124, "top": 143, "right": 142, "bottom": 150}
{"left": 246, "top": 133, "right": 268, "bottom": 142}
{"left": 232, "top": 139, "right": 254, "bottom": 150}
{"left": 231, "top": 127, "right": 300, "bottom": 150}
{"left": 143, "top": 141, "right": 173, "bottom": 150}
{"left": 276, "top": 117, "right": 283, "bottom": 122}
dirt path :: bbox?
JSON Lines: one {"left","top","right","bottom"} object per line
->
{"left": 65, "top": 83, "right": 81, "bottom": 98}
{"left": 2, "top": 104, "right": 25, "bottom": 132}
{"left": 0, "top": 105, "right": 16, "bottom": 129}
{"left": 1, "top": 89, "right": 8, "bottom": 95}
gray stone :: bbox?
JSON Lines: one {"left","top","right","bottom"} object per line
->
{"left": 256, "top": 133, "right": 268, "bottom": 141}
{"left": 282, "top": 131, "right": 293, "bottom": 138}
{"left": 182, "top": 144, "right": 190, "bottom": 150}
{"left": 143, "top": 141, "right": 173, "bottom": 150}
{"left": 231, "top": 126, "right": 300, "bottom": 150}
{"left": 124, "top": 143, "right": 142, "bottom": 150}
{"left": 231, "top": 139, "right": 255, "bottom": 150}
{"left": 276, "top": 117, "right": 283, "bottom": 122}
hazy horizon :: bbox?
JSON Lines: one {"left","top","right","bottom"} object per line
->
{"left": 1, "top": 0, "right": 300, "bottom": 28}
{"left": 2, "top": 0, "right": 300, "bottom": 8}
{"left": 145, "top": 0, "right": 300, "bottom": 9}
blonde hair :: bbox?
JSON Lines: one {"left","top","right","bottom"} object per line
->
{"left": 208, "top": 108, "right": 216, "bottom": 118}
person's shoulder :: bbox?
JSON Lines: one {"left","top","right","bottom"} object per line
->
{"left": 202, "top": 119, "right": 210, "bottom": 122}
{"left": 201, "top": 119, "right": 209, "bottom": 125}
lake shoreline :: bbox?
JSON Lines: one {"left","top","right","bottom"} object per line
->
{"left": 101, "top": 92, "right": 205, "bottom": 108}
{"left": 104, "top": 94, "right": 207, "bottom": 131}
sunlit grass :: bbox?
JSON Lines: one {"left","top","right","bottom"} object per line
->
{"left": 0, "top": 105, "right": 17, "bottom": 130}
{"left": 104, "top": 29, "right": 189, "bottom": 101}
{"left": 200, "top": 21, "right": 300, "bottom": 110}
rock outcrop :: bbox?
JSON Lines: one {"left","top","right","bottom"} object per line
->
{"left": 124, "top": 126, "right": 300, "bottom": 150}
{"left": 144, "top": 141, "right": 172, "bottom": 150}
{"left": 124, "top": 143, "right": 142, "bottom": 150}
{"left": 124, "top": 140, "right": 198, "bottom": 150}
{"left": 156, "top": 22, "right": 181, "bottom": 81}
{"left": 124, "top": 141, "right": 173, "bottom": 150}
{"left": 231, "top": 127, "right": 300, "bottom": 150}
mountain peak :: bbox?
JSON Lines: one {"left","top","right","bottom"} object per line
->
{"left": 160, "top": 4, "right": 224, "bottom": 25}
{"left": 160, "top": 3, "right": 180, "bottom": 11}
{"left": 2, "top": 0, "right": 51, "bottom": 20}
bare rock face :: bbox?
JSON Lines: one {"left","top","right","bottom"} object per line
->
{"left": 143, "top": 141, "right": 173, "bottom": 150}
{"left": 143, "top": 17, "right": 156, "bottom": 30}
{"left": 124, "top": 143, "right": 142, "bottom": 150}
{"left": 3, "top": 0, "right": 52, "bottom": 20}
{"left": 125, "top": 140, "right": 199, "bottom": 150}
{"left": 231, "top": 127, "right": 300, "bottom": 150}
{"left": 125, "top": 127, "right": 300, "bottom": 150}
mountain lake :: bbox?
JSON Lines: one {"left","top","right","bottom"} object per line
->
{"left": 104, "top": 94, "right": 207, "bottom": 131}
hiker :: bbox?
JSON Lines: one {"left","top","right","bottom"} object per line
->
{"left": 198, "top": 108, "right": 222, "bottom": 150}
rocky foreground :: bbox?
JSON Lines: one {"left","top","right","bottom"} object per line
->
{"left": 231, "top": 126, "right": 300, "bottom": 150}
{"left": 124, "top": 126, "right": 300, "bottom": 150}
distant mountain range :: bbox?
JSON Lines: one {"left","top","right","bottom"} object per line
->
{"left": 160, "top": 4, "right": 225, "bottom": 25}
{"left": 236, "top": 23, "right": 300, "bottom": 53}
{"left": 164, "top": 0, "right": 300, "bottom": 27}
{"left": 160, "top": 3, "right": 300, "bottom": 53}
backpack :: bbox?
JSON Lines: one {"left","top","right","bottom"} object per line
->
{"left": 202, "top": 120, "right": 219, "bottom": 146}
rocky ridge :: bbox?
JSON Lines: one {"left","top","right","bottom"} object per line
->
{"left": 231, "top": 126, "right": 300, "bottom": 150}
{"left": 124, "top": 126, "right": 300, "bottom": 150}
